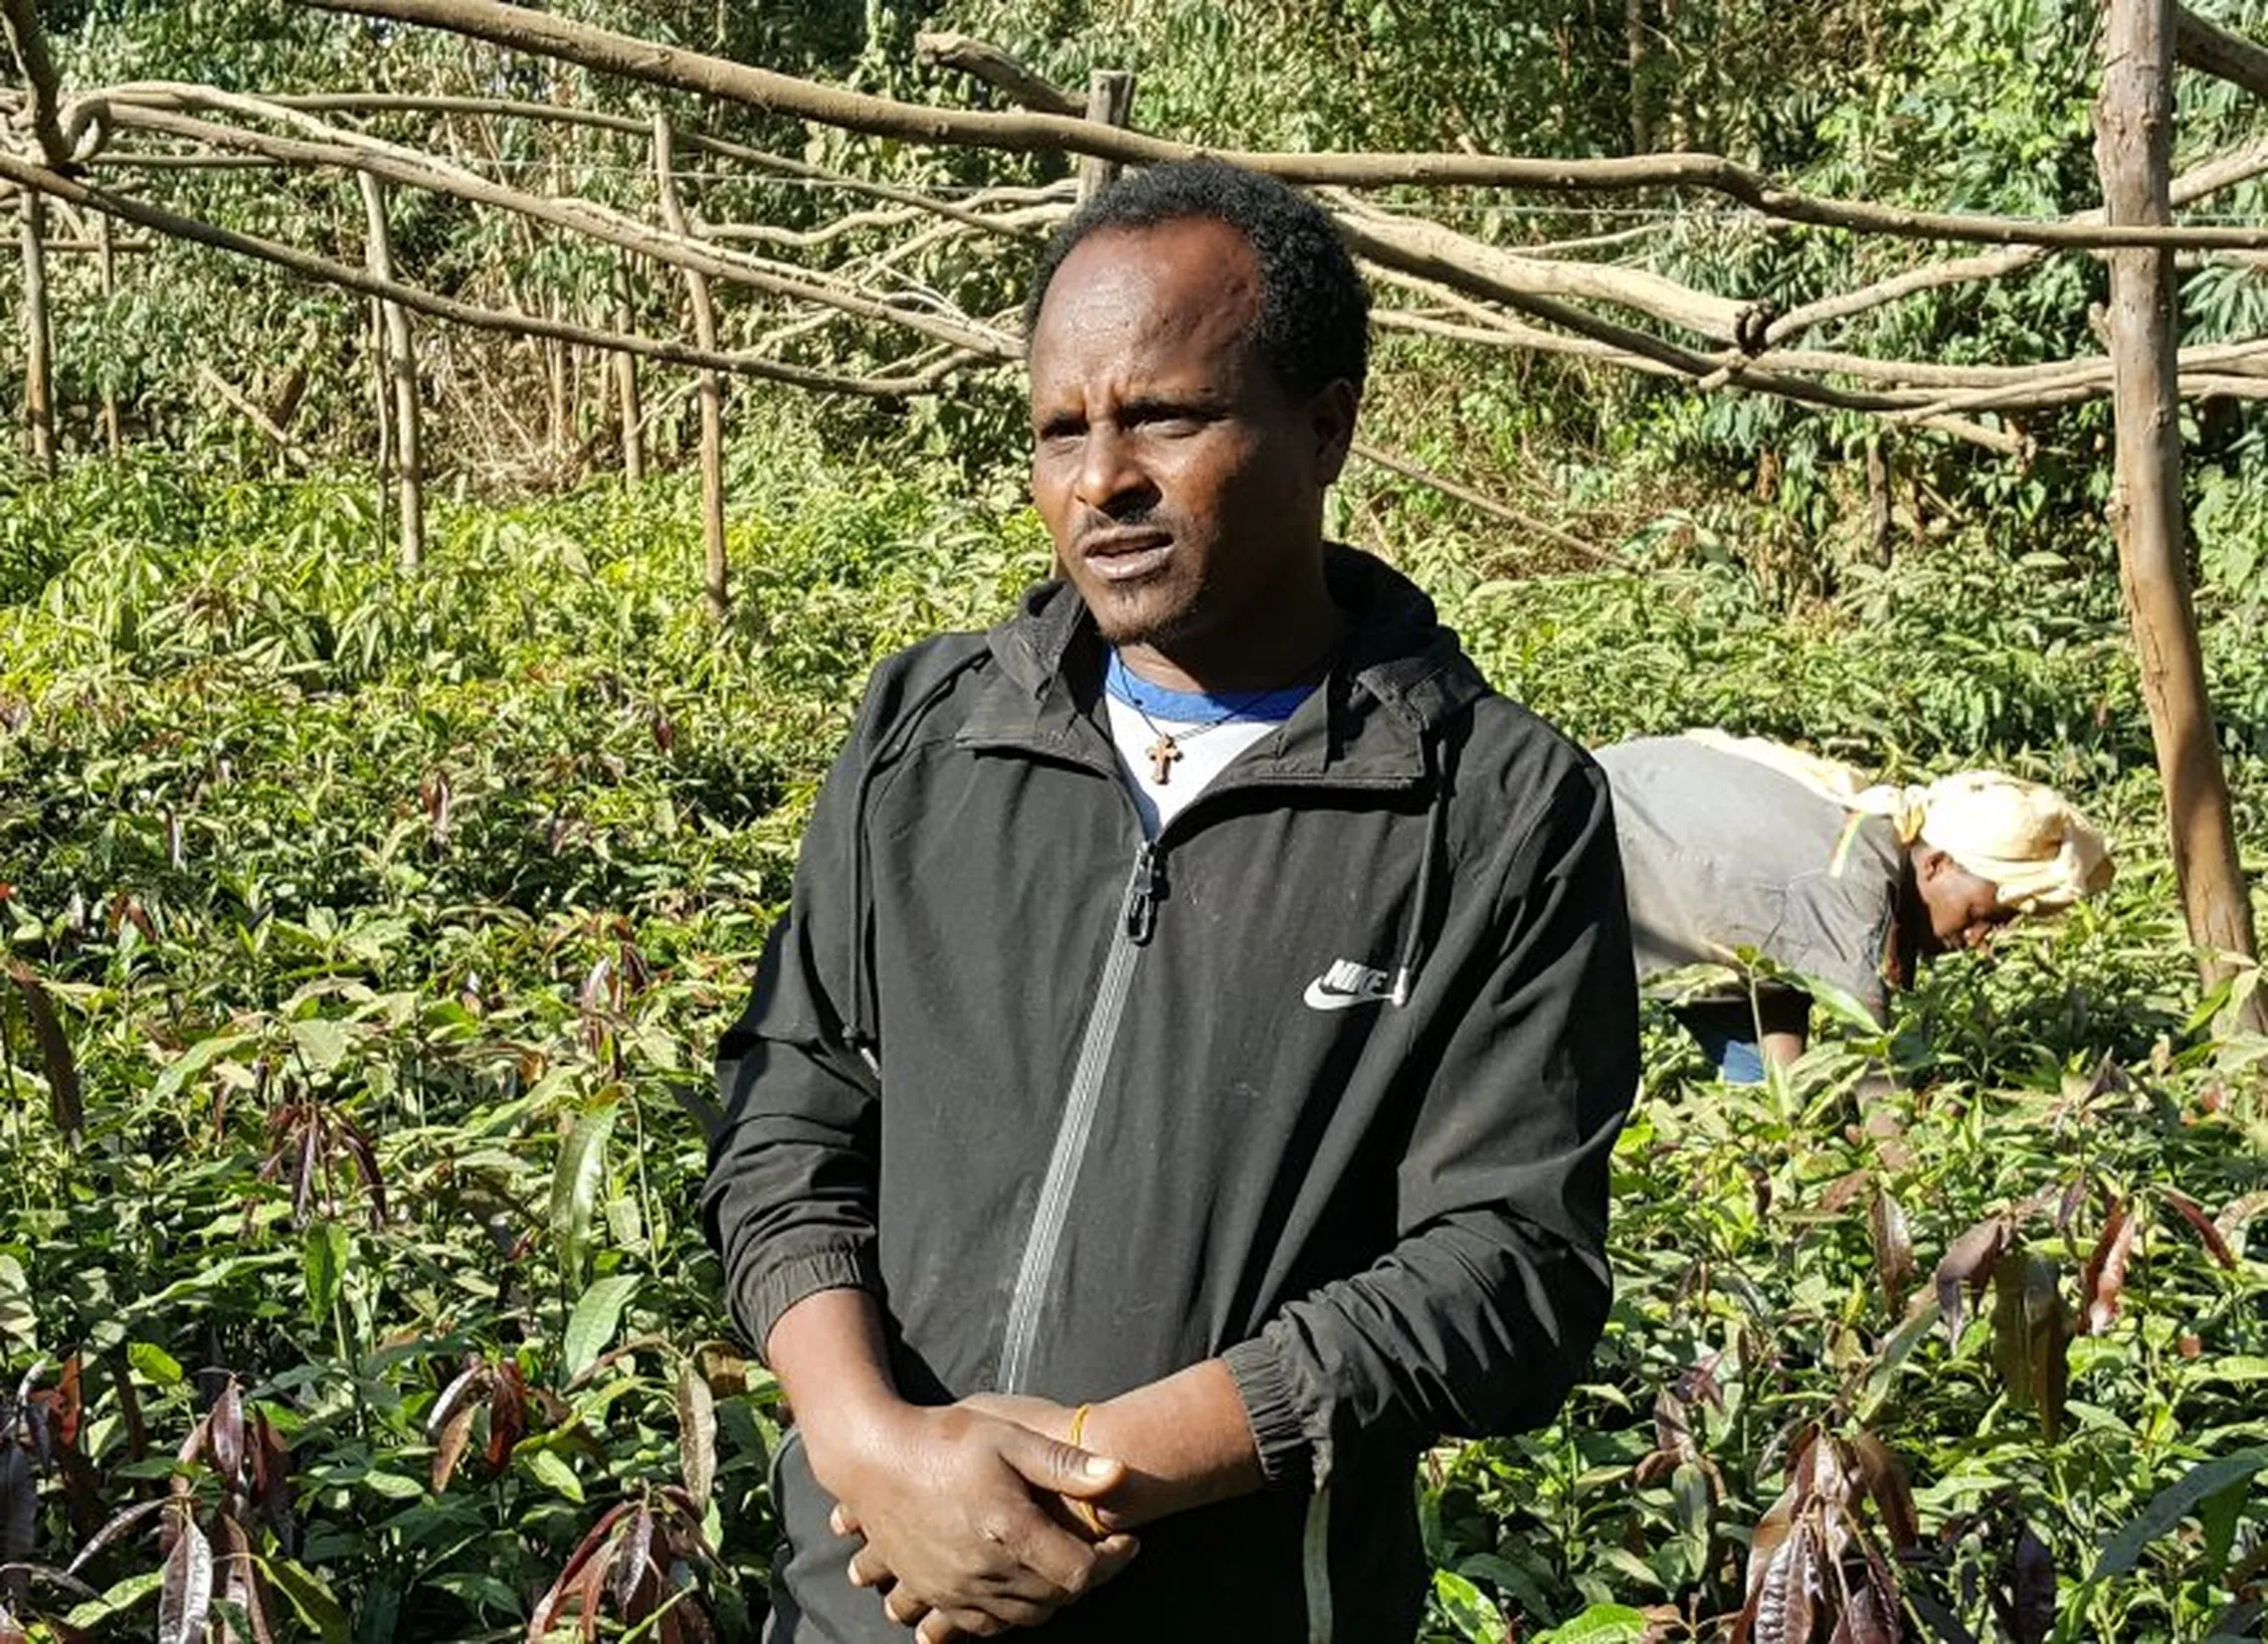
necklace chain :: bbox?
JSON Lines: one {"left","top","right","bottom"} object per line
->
{"left": 1106, "top": 654, "right": 1320, "bottom": 786}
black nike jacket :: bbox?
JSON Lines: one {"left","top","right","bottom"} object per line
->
{"left": 704, "top": 546, "right": 1639, "bottom": 1642}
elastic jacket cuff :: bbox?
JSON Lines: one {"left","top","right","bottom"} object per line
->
{"left": 1222, "top": 1337, "right": 1315, "bottom": 1491}
{"left": 739, "top": 1243, "right": 882, "bottom": 1363}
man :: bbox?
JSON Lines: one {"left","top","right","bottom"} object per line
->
{"left": 1593, "top": 730, "right": 2113, "bottom": 1079}
{"left": 703, "top": 158, "right": 1638, "bottom": 1643}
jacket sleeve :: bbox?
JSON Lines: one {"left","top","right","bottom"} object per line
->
{"left": 701, "top": 705, "right": 886, "bottom": 1363}
{"left": 1221, "top": 759, "right": 1639, "bottom": 1489}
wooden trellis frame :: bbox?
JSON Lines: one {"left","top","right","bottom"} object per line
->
{"left": 2, "top": 0, "right": 2263, "bottom": 1020}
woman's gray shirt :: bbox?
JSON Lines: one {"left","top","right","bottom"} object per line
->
{"left": 1591, "top": 735, "right": 1903, "bottom": 1022}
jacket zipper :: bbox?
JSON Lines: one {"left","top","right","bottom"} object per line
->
{"left": 997, "top": 840, "right": 1162, "bottom": 1392}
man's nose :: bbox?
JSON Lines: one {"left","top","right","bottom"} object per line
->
{"left": 1074, "top": 428, "right": 1153, "bottom": 513}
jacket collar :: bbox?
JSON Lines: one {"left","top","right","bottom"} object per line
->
{"left": 955, "top": 544, "right": 1487, "bottom": 786}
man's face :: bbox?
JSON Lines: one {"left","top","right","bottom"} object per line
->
{"left": 1915, "top": 849, "right": 2014, "bottom": 957}
{"left": 1026, "top": 218, "right": 1353, "bottom": 659}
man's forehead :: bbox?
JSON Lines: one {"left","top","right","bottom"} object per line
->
{"left": 1032, "top": 219, "right": 1262, "bottom": 346}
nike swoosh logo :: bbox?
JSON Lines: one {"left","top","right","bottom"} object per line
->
{"left": 1303, "top": 977, "right": 1391, "bottom": 1010}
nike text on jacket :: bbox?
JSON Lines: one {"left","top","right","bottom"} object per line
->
{"left": 703, "top": 547, "right": 1640, "bottom": 1642}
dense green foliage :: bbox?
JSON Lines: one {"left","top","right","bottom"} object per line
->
{"left": 4, "top": 0, "right": 2268, "bottom": 1638}
{"left": 2, "top": 439, "right": 2264, "bottom": 1641}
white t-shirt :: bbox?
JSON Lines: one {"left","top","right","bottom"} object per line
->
{"left": 1102, "top": 653, "right": 1318, "bottom": 837}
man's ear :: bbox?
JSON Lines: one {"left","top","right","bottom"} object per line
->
{"left": 1310, "top": 379, "right": 1359, "bottom": 483}
{"left": 1915, "top": 845, "right": 1952, "bottom": 883}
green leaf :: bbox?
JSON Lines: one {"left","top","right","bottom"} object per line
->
{"left": 1532, "top": 1602, "right": 1656, "bottom": 1643}
{"left": 302, "top": 1219, "right": 349, "bottom": 1322}
{"left": 548, "top": 1097, "right": 621, "bottom": 1285}
{"left": 561, "top": 1272, "right": 643, "bottom": 1381}
{"left": 287, "top": 1017, "right": 351, "bottom": 1076}
{"left": 2089, "top": 1448, "right": 2268, "bottom": 1582}
{"left": 0, "top": 1253, "right": 34, "bottom": 1352}
{"left": 1430, "top": 1567, "right": 1504, "bottom": 1643}
{"left": 127, "top": 1340, "right": 184, "bottom": 1387}
{"left": 520, "top": 1445, "right": 584, "bottom": 1505}
{"left": 264, "top": 1556, "right": 350, "bottom": 1644}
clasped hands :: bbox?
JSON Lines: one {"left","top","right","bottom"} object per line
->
{"left": 814, "top": 1391, "right": 1144, "bottom": 1644}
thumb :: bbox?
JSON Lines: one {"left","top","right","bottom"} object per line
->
{"left": 998, "top": 1423, "right": 1122, "bottom": 1498}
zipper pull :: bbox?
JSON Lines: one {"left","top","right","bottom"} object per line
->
{"left": 1122, "top": 844, "right": 1162, "bottom": 944}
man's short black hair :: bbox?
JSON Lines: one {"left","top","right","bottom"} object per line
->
{"left": 1023, "top": 157, "right": 1370, "bottom": 398}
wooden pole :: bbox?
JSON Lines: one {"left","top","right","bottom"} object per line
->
{"left": 94, "top": 211, "right": 121, "bottom": 456}
{"left": 358, "top": 172, "right": 424, "bottom": 570}
{"left": 613, "top": 255, "right": 644, "bottom": 482}
{"left": 17, "top": 187, "right": 54, "bottom": 475}
{"left": 654, "top": 115, "right": 727, "bottom": 620}
{"left": 2095, "top": 0, "right": 2267, "bottom": 1030}
{"left": 1077, "top": 70, "right": 1135, "bottom": 203}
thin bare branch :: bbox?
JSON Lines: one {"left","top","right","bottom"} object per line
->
{"left": 1349, "top": 440, "right": 1620, "bottom": 566}
{"left": 292, "top": 0, "right": 2268, "bottom": 250}
{"left": 1765, "top": 136, "right": 2268, "bottom": 345}
{"left": 916, "top": 32, "right": 1083, "bottom": 116}
{"left": 0, "top": 149, "right": 994, "bottom": 397}
{"left": 103, "top": 95, "right": 1018, "bottom": 359}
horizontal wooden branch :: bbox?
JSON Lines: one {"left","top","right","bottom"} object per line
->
{"left": 0, "top": 149, "right": 997, "bottom": 397}
{"left": 293, "top": 0, "right": 2268, "bottom": 251}
{"left": 105, "top": 94, "right": 1018, "bottom": 359}
{"left": 100, "top": 85, "right": 1051, "bottom": 235}
{"left": 1330, "top": 193, "right": 1755, "bottom": 344}
{"left": 2174, "top": 4, "right": 2268, "bottom": 100}
{"left": 0, "top": 0, "right": 73, "bottom": 166}
{"left": 915, "top": 31, "right": 1083, "bottom": 116}
{"left": 1764, "top": 136, "right": 2268, "bottom": 346}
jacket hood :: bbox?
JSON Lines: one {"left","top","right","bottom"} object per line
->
{"left": 983, "top": 543, "right": 1488, "bottom": 733}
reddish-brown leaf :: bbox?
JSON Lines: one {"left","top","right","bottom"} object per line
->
{"left": 427, "top": 1361, "right": 491, "bottom": 1441}
{"left": 247, "top": 1411, "right": 295, "bottom": 1556}
{"left": 2163, "top": 1189, "right": 2238, "bottom": 1270}
{"left": 2080, "top": 1198, "right": 2139, "bottom": 1336}
{"left": 1828, "top": 1544, "right": 1902, "bottom": 1644}
{"left": 1989, "top": 1252, "right": 2070, "bottom": 1440}
{"left": 67, "top": 1497, "right": 167, "bottom": 1574}
{"left": 5, "top": 962, "right": 83, "bottom": 1139}
{"left": 485, "top": 1364, "right": 528, "bottom": 1474}
{"left": 432, "top": 1404, "right": 478, "bottom": 1495}
{"left": 612, "top": 1506, "right": 658, "bottom": 1613}
{"left": 215, "top": 1512, "right": 278, "bottom": 1644}
{"left": 1994, "top": 1523, "right": 2055, "bottom": 1644}
{"left": 1869, "top": 1187, "right": 1915, "bottom": 1319}
{"left": 335, "top": 1115, "right": 389, "bottom": 1229}
{"left": 106, "top": 1351, "right": 147, "bottom": 1462}
{"left": 524, "top": 1503, "right": 636, "bottom": 1644}
{"left": 1822, "top": 1169, "right": 1872, "bottom": 1215}
{"left": 1934, "top": 1214, "right": 2010, "bottom": 1343}
{"left": 1845, "top": 1431, "right": 1919, "bottom": 1553}
{"left": 210, "top": 1381, "right": 245, "bottom": 1488}
{"left": 675, "top": 1364, "right": 715, "bottom": 1508}
{"left": 0, "top": 1446, "right": 35, "bottom": 1577}
{"left": 157, "top": 1508, "right": 214, "bottom": 1644}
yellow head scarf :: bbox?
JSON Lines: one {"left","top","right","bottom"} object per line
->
{"left": 1680, "top": 730, "right": 2115, "bottom": 912}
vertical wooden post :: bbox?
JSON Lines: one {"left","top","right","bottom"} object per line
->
{"left": 612, "top": 255, "right": 645, "bottom": 483}
{"left": 2095, "top": 0, "right": 2266, "bottom": 1030}
{"left": 18, "top": 186, "right": 54, "bottom": 476}
{"left": 358, "top": 172, "right": 424, "bottom": 572}
{"left": 1625, "top": 0, "right": 1652, "bottom": 153}
{"left": 1077, "top": 70, "right": 1136, "bottom": 203}
{"left": 94, "top": 210, "right": 121, "bottom": 457}
{"left": 654, "top": 115, "right": 728, "bottom": 621}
